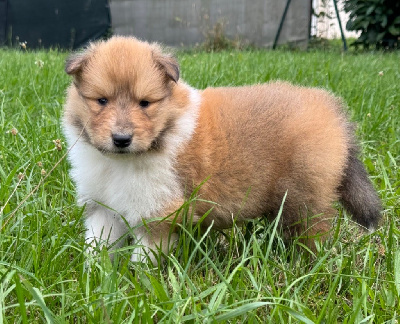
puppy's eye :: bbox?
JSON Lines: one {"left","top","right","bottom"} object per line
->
{"left": 97, "top": 98, "right": 108, "bottom": 106}
{"left": 139, "top": 100, "right": 150, "bottom": 108}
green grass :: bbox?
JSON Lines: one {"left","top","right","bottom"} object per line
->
{"left": 0, "top": 47, "right": 399, "bottom": 323}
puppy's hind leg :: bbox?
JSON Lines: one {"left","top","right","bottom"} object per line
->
{"left": 281, "top": 203, "right": 334, "bottom": 253}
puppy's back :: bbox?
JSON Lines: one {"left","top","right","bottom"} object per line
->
{"left": 176, "top": 82, "right": 350, "bottom": 229}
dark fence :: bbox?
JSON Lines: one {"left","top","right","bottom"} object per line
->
{"left": 0, "top": 0, "right": 312, "bottom": 49}
{"left": 1, "top": 0, "right": 111, "bottom": 49}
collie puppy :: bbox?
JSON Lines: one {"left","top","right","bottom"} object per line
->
{"left": 63, "top": 36, "right": 381, "bottom": 264}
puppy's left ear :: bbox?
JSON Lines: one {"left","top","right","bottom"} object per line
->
{"left": 152, "top": 47, "right": 180, "bottom": 83}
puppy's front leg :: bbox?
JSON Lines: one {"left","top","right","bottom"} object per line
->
{"left": 130, "top": 220, "right": 178, "bottom": 265}
{"left": 130, "top": 202, "right": 184, "bottom": 265}
{"left": 85, "top": 204, "right": 128, "bottom": 255}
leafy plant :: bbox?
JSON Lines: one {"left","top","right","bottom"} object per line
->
{"left": 201, "top": 21, "right": 244, "bottom": 52}
{"left": 344, "top": 0, "right": 400, "bottom": 49}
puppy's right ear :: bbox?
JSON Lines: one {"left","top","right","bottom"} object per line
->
{"left": 65, "top": 52, "right": 88, "bottom": 76}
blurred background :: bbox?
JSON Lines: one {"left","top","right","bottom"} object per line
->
{"left": 0, "top": 0, "right": 398, "bottom": 50}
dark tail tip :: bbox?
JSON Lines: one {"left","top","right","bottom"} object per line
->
{"left": 339, "top": 149, "right": 382, "bottom": 230}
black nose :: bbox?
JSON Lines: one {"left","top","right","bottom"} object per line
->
{"left": 112, "top": 134, "right": 132, "bottom": 148}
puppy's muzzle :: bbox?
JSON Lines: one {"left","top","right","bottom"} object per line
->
{"left": 112, "top": 134, "right": 132, "bottom": 148}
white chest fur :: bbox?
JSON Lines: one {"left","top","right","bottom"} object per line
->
{"left": 67, "top": 142, "right": 182, "bottom": 224}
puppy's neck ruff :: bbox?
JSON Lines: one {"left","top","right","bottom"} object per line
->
{"left": 161, "top": 85, "right": 201, "bottom": 156}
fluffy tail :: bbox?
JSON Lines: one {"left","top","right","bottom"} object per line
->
{"left": 339, "top": 146, "right": 382, "bottom": 230}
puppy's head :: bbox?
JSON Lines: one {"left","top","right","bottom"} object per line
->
{"left": 64, "top": 36, "right": 186, "bottom": 155}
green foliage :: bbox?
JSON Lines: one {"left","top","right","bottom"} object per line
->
{"left": 344, "top": 0, "right": 400, "bottom": 49}
{"left": 0, "top": 48, "right": 399, "bottom": 322}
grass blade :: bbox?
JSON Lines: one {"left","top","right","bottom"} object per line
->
{"left": 394, "top": 250, "right": 400, "bottom": 297}
{"left": 20, "top": 276, "right": 58, "bottom": 324}
{"left": 14, "top": 273, "right": 28, "bottom": 324}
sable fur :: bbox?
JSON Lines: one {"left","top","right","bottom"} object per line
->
{"left": 63, "top": 36, "right": 381, "bottom": 263}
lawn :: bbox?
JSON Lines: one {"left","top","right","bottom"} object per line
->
{"left": 0, "top": 47, "right": 399, "bottom": 323}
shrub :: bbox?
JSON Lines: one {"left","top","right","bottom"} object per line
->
{"left": 201, "top": 21, "right": 245, "bottom": 52}
{"left": 344, "top": 0, "right": 400, "bottom": 49}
